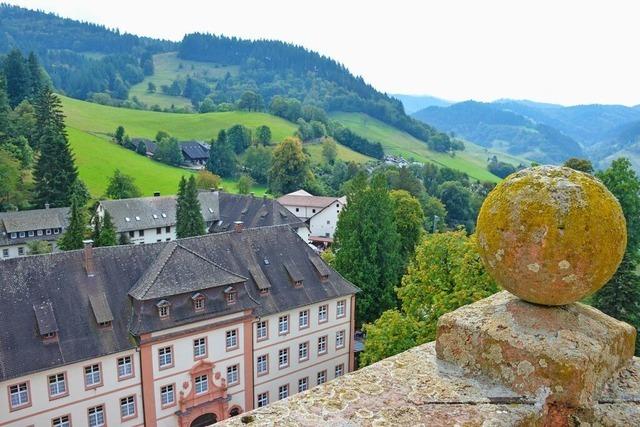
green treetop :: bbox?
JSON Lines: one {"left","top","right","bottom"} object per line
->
{"left": 58, "top": 198, "right": 86, "bottom": 251}
{"left": 268, "top": 137, "right": 312, "bottom": 195}
{"left": 176, "top": 175, "right": 206, "bottom": 238}
{"left": 333, "top": 173, "right": 403, "bottom": 325}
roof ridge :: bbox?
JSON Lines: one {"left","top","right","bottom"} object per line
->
{"left": 133, "top": 242, "right": 179, "bottom": 299}
{"left": 175, "top": 243, "right": 248, "bottom": 281}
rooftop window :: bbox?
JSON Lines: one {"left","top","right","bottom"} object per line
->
{"left": 157, "top": 300, "right": 170, "bottom": 318}
{"left": 125, "top": 217, "right": 130, "bottom": 222}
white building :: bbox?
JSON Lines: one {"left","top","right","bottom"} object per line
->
{"left": 278, "top": 190, "right": 346, "bottom": 244}
{"left": 0, "top": 225, "right": 358, "bottom": 427}
{"left": 0, "top": 205, "right": 69, "bottom": 260}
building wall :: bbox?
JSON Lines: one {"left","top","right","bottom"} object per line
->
{"left": 281, "top": 204, "right": 321, "bottom": 221}
{"left": 252, "top": 297, "right": 352, "bottom": 407}
{"left": 0, "top": 349, "right": 142, "bottom": 427}
{"left": 143, "top": 311, "right": 251, "bottom": 427}
{"left": 1, "top": 238, "right": 62, "bottom": 260}
{"left": 120, "top": 226, "right": 176, "bottom": 245}
{"left": 308, "top": 200, "right": 344, "bottom": 238}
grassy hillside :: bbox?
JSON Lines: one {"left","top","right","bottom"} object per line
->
{"left": 330, "top": 112, "right": 528, "bottom": 182}
{"left": 129, "top": 52, "right": 239, "bottom": 109}
{"left": 61, "top": 96, "right": 369, "bottom": 196}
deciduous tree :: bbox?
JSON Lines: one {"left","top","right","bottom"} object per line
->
{"left": 268, "top": 137, "right": 311, "bottom": 195}
{"left": 207, "top": 130, "right": 237, "bottom": 178}
{"left": 105, "top": 169, "right": 141, "bottom": 199}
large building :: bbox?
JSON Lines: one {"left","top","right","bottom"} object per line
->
{"left": 277, "top": 190, "right": 346, "bottom": 245}
{"left": 97, "top": 192, "right": 309, "bottom": 245}
{"left": 0, "top": 225, "right": 358, "bottom": 427}
{"left": 0, "top": 205, "right": 70, "bottom": 260}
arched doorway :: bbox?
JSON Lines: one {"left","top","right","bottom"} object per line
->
{"left": 229, "top": 407, "right": 240, "bottom": 417}
{"left": 191, "top": 413, "right": 217, "bottom": 427}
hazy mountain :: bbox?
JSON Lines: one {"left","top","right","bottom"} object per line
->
{"left": 413, "top": 101, "right": 584, "bottom": 164}
{"left": 392, "top": 94, "right": 452, "bottom": 114}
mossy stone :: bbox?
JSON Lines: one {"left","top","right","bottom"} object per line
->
{"left": 476, "top": 166, "right": 626, "bottom": 305}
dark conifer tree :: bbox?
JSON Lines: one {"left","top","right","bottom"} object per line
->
{"left": 0, "top": 76, "right": 10, "bottom": 142}
{"left": 94, "top": 210, "right": 117, "bottom": 247}
{"left": 33, "top": 129, "right": 78, "bottom": 208}
{"left": 58, "top": 198, "right": 85, "bottom": 251}
{"left": 176, "top": 175, "right": 206, "bottom": 238}
{"left": 3, "top": 49, "right": 29, "bottom": 108}
{"left": 26, "top": 52, "right": 45, "bottom": 98}
{"left": 33, "top": 87, "right": 67, "bottom": 149}
{"left": 206, "top": 130, "right": 236, "bottom": 178}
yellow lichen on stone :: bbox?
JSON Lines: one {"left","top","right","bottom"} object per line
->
{"left": 476, "top": 166, "right": 627, "bottom": 305}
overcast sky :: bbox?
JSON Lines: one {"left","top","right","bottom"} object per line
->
{"left": 6, "top": 0, "right": 640, "bottom": 106}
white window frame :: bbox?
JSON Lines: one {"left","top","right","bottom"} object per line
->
{"left": 336, "top": 330, "right": 345, "bottom": 349}
{"left": 120, "top": 395, "right": 136, "bottom": 418}
{"left": 160, "top": 384, "right": 175, "bottom": 406}
{"left": 298, "top": 310, "right": 309, "bottom": 329}
{"left": 226, "top": 329, "right": 238, "bottom": 350}
{"left": 256, "top": 320, "right": 268, "bottom": 341}
{"left": 318, "top": 335, "right": 327, "bottom": 355}
{"left": 278, "top": 348, "right": 289, "bottom": 369}
{"left": 88, "top": 405, "right": 105, "bottom": 427}
{"left": 48, "top": 373, "right": 67, "bottom": 397}
{"left": 318, "top": 305, "right": 328, "bottom": 323}
{"left": 298, "top": 377, "right": 308, "bottom": 393}
{"left": 158, "top": 346, "right": 173, "bottom": 368}
{"left": 194, "top": 337, "right": 207, "bottom": 358}
{"left": 52, "top": 415, "right": 70, "bottom": 427}
{"left": 317, "top": 370, "right": 327, "bottom": 385}
{"left": 298, "top": 342, "right": 308, "bottom": 361}
{"left": 257, "top": 354, "right": 268, "bottom": 375}
{"left": 84, "top": 364, "right": 101, "bottom": 388}
{"left": 118, "top": 356, "right": 133, "bottom": 379}
{"left": 226, "top": 364, "right": 239, "bottom": 385}
{"left": 278, "top": 315, "right": 289, "bottom": 335}
{"left": 278, "top": 384, "right": 289, "bottom": 400}
{"left": 195, "top": 374, "right": 208, "bottom": 394}
{"left": 9, "top": 382, "right": 29, "bottom": 408}
{"left": 336, "top": 300, "right": 346, "bottom": 318}
{"left": 335, "top": 363, "right": 344, "bottom": 377}
{"left": 257, "top": 392, "right": 269, "bottom": 408}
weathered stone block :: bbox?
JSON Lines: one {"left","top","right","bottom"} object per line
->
{"left": 435, "top": 291, "right": 636, "bottom": 407}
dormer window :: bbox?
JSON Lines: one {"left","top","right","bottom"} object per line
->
{"left": 157, "top": 300, "right": 170, "bottom": 318}
{"left": 43, "top": 331, "right": 57, "bottom": 340}
{"left": 98, "top": 321, "right": 112, "bottom": 328}
{"left": 191, "top": 293, "right": 206, "bottom": 312}
{"left": 224, "top": 286, "right": 237, "bottom": 304}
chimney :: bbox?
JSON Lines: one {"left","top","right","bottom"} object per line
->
{"left": 45, "top": 203, "right": 50, "bottom": 209}
{"left": 210, "top": 187, "right": 217, "bottom": 193}
{"left": 234, "top": 221, "right": 244, "bottom": 233}
{"left": 82, "top": 240, "right": 95, "bottom": 277}
{"left": 153, "top": 191, "right": 160, "bottom": 197}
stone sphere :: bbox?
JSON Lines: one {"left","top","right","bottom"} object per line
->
{"left": 476, "top": 166, "right": 626, "bottom": 305}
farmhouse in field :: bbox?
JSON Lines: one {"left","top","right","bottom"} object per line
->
{"left": 278, "top": 189, "right": 346, "bottom": 246}
{"left": 0, "top": 225, "right": 358, "bottom": 427}
{"left": 0, "top": 205, "right": 69, "bottom": 260}
{"left": 130, "top": 138, "right": 210, "bottom": 168}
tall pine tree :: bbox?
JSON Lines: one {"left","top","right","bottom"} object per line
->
{"left": 3, "top": 49, "right": 29, "bottom": 108}
{"left": 206, "top": 130, "right": 236, "bottom": 178}
{"left": 176, "top": 176, "right": 206, "bottom": 238}
{"left": 93, "top": 210, "right": 117, "bottom": 247}
{"left": 58, "top": 198, "right": 86, "bottom": 251}
{"left": 333, "top": 173, "right": 403, "bottom": 325}
{"left": 33, "top": 88, "right": 77, "bottom": 208}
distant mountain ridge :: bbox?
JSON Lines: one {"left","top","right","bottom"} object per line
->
{"left": 412, "top": 101, "right": 583, "bottom": 164}
{"left": 392, "top": 94, "right": 452, "bottom": 114}
{"left": 413, "top": 98, "right": 640, "bottom": 169}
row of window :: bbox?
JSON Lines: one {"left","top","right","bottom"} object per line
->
{"left": 157, "top": 290, "right": 236, "bottom": 319}
{"left": 128, "top": 226, "right": 171, "bottom": 239}
{"left": 9, "top": 228, "right": 61, "bottom": 239}
{"left": 256, "top": 330, "right": 346, "bottom": 375}
{"left": 12, "top": 397, "right": 135, "bottom": 427}
{"left": 9, "top": 356, "right": 134, "bottom": 411}
{"left": 157, "top": 330, "right": 240, "bottom": 370}
{"left": 256, "top": 363, "right": 345, "bottom": 407}
{"left": 258, "top": 300, "right": 347, "bottom": 340}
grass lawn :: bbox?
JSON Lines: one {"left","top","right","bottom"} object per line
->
{"left": 129, "top": 52, "right": 239, "bottom": 109}
{"left": 62, "top": 95, "right": 297, "bottom": 143}
{"left": 303, "top": 140, "right": 372, "bottom": 164}
{"left": 329, "top": 112, "right": 522, "bottom": 182}
{"left": 67, "top": 126, "right": 267, "bottom": 198}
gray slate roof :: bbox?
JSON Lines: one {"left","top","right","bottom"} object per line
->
{"left": 0, "top": 225, "right": 358, "bottom": 381}
{"left": 128, "top": 242, "right": 247, "bottom": 300}
{"left": 180, "top": 140, "right": 209, "bottom": 161}
{"left": 0, "top": 207, "right": 70, "bottom": 245}
{"left": 212, "top": 193, "right": 306, "bottom": 233}
{"left": 100, "top": 192, "right": 219, "bottom": 232}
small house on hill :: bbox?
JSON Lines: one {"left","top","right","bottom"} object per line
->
{"left": 180, "top": 140, "right": 210, "bottom": 167}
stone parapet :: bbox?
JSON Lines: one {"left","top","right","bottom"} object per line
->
{"left": 436, "top": 291, "right": 636, "bottom": 408}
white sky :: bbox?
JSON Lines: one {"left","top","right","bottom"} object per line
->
{"left": 6, "top": 0, "right": 640, "bottom": 106}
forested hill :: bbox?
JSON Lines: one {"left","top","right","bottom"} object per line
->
{"left": 0, "top": 4, "right": 173, "bottom": 99}
{"left": 0, "top": 5, "right": 453, "bottom": 151}
{"left": 413, "top": 101, "right": 584, "bottom": 164}
{"left": 176, "top": 33, "right": 447, "bottom": 146}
